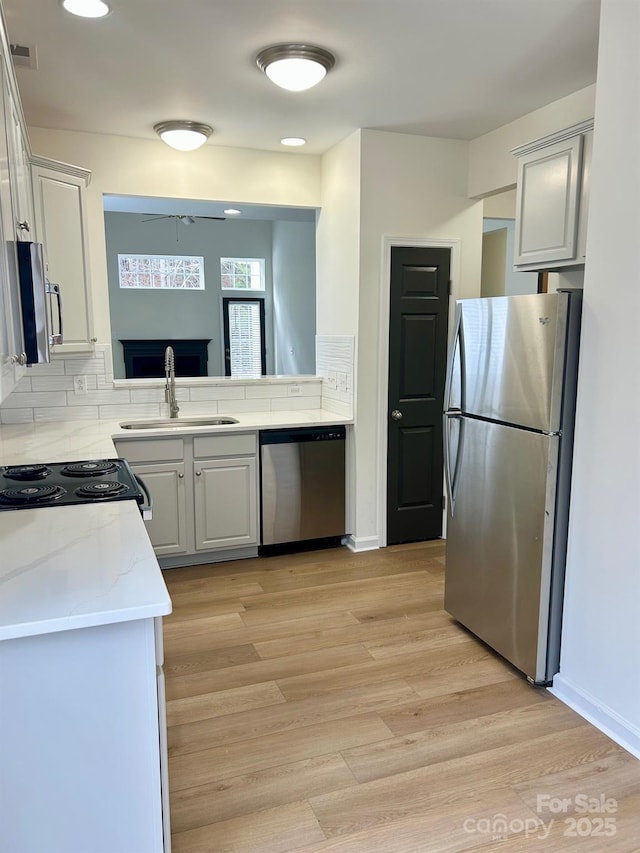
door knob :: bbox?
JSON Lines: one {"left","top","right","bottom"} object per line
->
{"left": 391, "top": 409, "right": 403, "bottom": 421}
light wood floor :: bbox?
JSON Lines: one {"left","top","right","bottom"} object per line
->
{"left": 162, "top": 542, "right": 640, "bottom": 853}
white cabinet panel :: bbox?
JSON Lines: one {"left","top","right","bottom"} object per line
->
{"left": 194, "top": 456, "right": 258, "bottom": 551}
{"left": 31, "top": 159, "right": 94, "bottom": 352}
{"left": 513, "top": 120, "right": 593, "bottom": 272}
{"left": 132, "top": 461, "right": 188, "bottom": 555}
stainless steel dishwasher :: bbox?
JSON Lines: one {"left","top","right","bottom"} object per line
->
{"left": 260, "top": 426, "right": 346, "bottom": 548}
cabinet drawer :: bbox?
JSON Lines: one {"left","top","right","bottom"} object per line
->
{"left": 115, "top": 438, "right": 184, "bottom": 463}
{"left": 193, "top": 432, "right": 256, "bottom": 458}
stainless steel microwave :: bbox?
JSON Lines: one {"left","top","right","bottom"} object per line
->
{"left": 16, "top": 241, "right": 63, "bottom": 364}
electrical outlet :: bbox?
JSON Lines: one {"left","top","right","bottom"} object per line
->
{"left": 73, "top": 375, "right": 87, "bottom": 396}
{"left": 287, "top": 384, "right": 301, "bottom": 396}
{"left": 327, "top": 370, "right": 337, "bottom": 390}
{"left": 337, "top": 371, "right": 348, "bottom": 392}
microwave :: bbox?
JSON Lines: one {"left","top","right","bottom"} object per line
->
{"left": 16, "top": 241, "right": 63, "bottom": 364}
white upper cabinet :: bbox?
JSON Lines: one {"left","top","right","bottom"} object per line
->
{"left": 513, "top": 120, "right": 594, "bottom": 271}
{"left": 0, "top": 34, "right": 27, "bottom": 402}
{"left": 31, "top": 157, "right": 95, "bottom": 352}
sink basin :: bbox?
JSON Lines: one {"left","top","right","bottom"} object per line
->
{"left": 120, "top": 417, "right": 239, "bottom": 430}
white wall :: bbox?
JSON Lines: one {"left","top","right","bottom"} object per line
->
{"left": 356, "top": 130, "right": 483, "bottom": 545}
{"left": 316, "top": 131, "right": 361, "bottom": 337}
{"left": 482, "top": 218, "right": 538, "bottom": 296}
{"left": 550, "top": 0, "right": 640, "bottom": 756}
{"left": 27, "top": 128, "right": 321, "bottom": 348}
{"left": 468, "top": 85, "right": 596, "bottom": 198}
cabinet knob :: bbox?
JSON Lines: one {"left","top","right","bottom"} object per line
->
{"left": 17, "top": 220, "right": 30, "bottom": 232}
{"left": 91, "top": 337, "right": 98, "bottom": 343}
{"left": 195, "top": 470, "right": 202, "bottom": 476}
{"left": 178, "top": 473, "right": 184, "bottom": 479}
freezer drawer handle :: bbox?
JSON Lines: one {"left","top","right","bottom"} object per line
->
{"left": 391, "top": 409, "right": 403, "bottom": 421}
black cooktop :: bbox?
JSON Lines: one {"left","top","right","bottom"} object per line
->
{"left": 0, "top": 459, "right": 145, "bottom": 511}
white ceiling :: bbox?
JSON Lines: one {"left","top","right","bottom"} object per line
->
{"left": 4, "top": 0, "right": 600, "bottom": 156}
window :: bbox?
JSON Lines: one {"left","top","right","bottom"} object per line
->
{"left": 220, "top": 258, "right": 265, "bottom": 291}
{"left": 118, "top": 254, "right": 205, "bottom": 289}
{"left": 222, "top": 298, "right": 266, "bottom": 377}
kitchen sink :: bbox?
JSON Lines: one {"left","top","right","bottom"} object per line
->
{"left": 120, "top": 417, "right": 239, "bottom": 430}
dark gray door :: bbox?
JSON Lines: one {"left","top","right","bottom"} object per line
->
{"left": 387, "top": 246, "right": 450, "bottom": 544}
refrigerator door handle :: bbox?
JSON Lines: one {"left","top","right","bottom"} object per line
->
{"left": 444, "top": 411, "right": 464, "bottom": 516}
{"left": 444, "top": 304, "right": 465, "bottom": 415}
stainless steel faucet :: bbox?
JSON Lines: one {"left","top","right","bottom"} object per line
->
{"left": 164, "top": 346, "right": 179, "bottom": 419}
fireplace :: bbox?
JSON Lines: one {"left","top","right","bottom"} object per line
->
{"left": 120, "top": 339, "right": 210, "bottom": 379}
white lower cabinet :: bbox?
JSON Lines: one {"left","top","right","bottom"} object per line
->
{"left": 133, "top": 461, "right": 188, "bottom": 556}
{"left": 115, "top": 431, "right": 259, "bottom": 565}
{"left": 194, "top": 456, "right": 258, "bottom": 550}
{"left": 0, "top": 618, "right": 166, "bottom": 853}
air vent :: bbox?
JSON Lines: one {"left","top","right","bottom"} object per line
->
{"left": 10, "top": 44, "right": 38, "bottom": 70}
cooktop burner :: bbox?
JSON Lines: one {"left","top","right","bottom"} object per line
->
{"left": 0, "top": 484, "right": 66, "bottom": 504}
{"left": 75, "top": 481, "right": 129, "bottom": 499}
{"left": 61, "top": 460, "right": 121, "bottom": 478}
{"left": 3, "top": 464, "right": 52, "bottom": 481}
{"left": 0, "top": 459, "right": 146, "bottom": 512}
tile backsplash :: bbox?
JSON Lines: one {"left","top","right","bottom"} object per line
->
{"left": 0, "top": 343, "right": 352, "bottom": 424}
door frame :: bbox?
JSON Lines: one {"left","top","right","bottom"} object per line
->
{"left": 376, "top": 236, "right": 461, "bottom": 548}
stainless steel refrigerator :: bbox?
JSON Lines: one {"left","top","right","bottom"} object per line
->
{"left": 443, "top": 290, "right": 582, "bottom": 685}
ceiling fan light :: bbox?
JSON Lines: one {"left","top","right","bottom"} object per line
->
{"left": 154, "top": 121, "right": 213, "bottom": 151}
{"left": 61, "top": 0, "right": 110, "bottom": 17}
{"left": 256, "top": 44, "right": 335, "bottom": 92}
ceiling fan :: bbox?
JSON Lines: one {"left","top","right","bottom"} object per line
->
{"left": 142, "top": 214, "right": 226, "bottom": 225}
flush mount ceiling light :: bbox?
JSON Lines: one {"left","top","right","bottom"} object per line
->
{"left": 256, "top": 44, "right": 335, "bottom": 92}
{"left": 154, "top": 121, "right": 213, "bottom": 151}
{"left": 223, "top": 209, "right": 241, "bottom": 215}
{"left": 61, "top": 0, "right": 110, "bottom": 17}
{"left": 281, "top": 137, "right": 307, "bottom": 147}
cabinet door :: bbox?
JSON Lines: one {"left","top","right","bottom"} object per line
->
{"left": 194, "top": 456, "right": 258, "bottom": 551}
{"left": 514, "top": 135, "right": 583, "bottom": 267}
{"left": 132, "top": 461, "right": 188, "bottom": 556}
{"left": 0, "top": 64, "right": 25, "bottom": 401}
{"left": 31, "top": 161, "right": 95, "bottom": 352}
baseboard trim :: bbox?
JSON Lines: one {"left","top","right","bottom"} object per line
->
{"left": 549, "top": 675, "right": 640, "bottom": 759}
{"left": 344, "top": 534, "right": 380, "bottom": 553}
{"left": 159, "top": 545, "right": 258, "bottom": 570}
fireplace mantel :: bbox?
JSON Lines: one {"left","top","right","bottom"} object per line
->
{"left": 119, "top": 339, "right": 211, "bottom": 379}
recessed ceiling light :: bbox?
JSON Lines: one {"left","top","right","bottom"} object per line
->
{"left": 223, "top": 209, "right": 241, "bottom": 216}
{"left": 256, "top": 44, "right": 335, "bottom": 92}
{"left": 61, "top": 0, "right": 110, "bottom": 18}
{"left": 154, "top": 121, "right": 213, "bottom": 151}
{"left": 281, "top": 137, "right": 307, "bottom": 147}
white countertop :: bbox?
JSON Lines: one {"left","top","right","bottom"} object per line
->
{"left": 0, "top": 409, "right": 350, "bottom": 641}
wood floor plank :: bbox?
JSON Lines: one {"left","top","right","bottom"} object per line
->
{"left": 299, "top": 786, "right": 540, "bottom": 852}
{"left": 170, "top": 753, "right": 356, "bottom": 833}
{"left": 171, "top": 801, "right": 326, "bottom": 853}
{"left": 168, "top": 679, "right": 419, "bottom": 756}
{"left": 168, "top": 713, "right": 393, "bottom": 791}
{"left": 164, "top": 597, "right": 246, "bottom": 622}
{"left": 253, "top": 610, "right": 453, "bottom": 659}
{"left": 379, "top": 678, "right": 553, "bottom": 736}
{"left": 165, "top": 643, "right": 374, "bottom": 701}
{"left": 164, "top": 611, "right": 359, "bottom": 657}
{"left": 308, "top": 727, "right": 621, "bottom": 839}
{"left": 341, "top": 700, "right": 583, "bottom": 783}
{"left": 166, "top": 681, "right": 286, "bottom": 728}
{"left": 164, "top": 643, "right": 260, "bottom": 677}
{"left": 277, "top": 636, "right": 492, "bottom": 702}
{"left": 405, "top": 655, "right": 520, "bottom": 698}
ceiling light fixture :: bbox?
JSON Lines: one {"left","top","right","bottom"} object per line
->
{"left": 223, "top": 209, "right": 241, "bottom": 216}
{"left": 280, "top": 137, "right": 307, "bottom": 147}
{"left": 61, "top": 0, "right": 110, "bottom": 18}
{"left": 256, "top": 44, "right": 335, "bottom": 92}
{"left": 154, "top": 121, "right": 213, "bottom": 151}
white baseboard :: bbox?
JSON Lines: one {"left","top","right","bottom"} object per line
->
{"left": 549, "top": 675, "right": 640, "bottom": 759}
{"left": 344, "top": 534, "right": 380, "bottom": 553}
